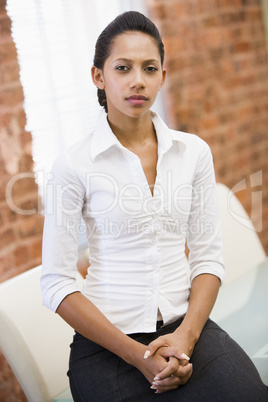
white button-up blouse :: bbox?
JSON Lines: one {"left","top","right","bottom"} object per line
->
{"left": 41, "top": 110, "right": 225, "bottom": 334}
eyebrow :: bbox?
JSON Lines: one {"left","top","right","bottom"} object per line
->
{"left": 113, "top": 58, "right": 160, "bottom": 64}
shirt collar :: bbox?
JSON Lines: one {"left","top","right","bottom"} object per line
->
{"left": 90, "top": 110, "right": 124, "bottom": 161}
{"left": 150, "top": 110, "right": 187, "bottom": 154}
{"left": 90, "top": 109, "right": 187, "bottom": 161}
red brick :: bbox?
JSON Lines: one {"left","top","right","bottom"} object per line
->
{"left": 163, "top": 36, "right": 184, "bottom": 54}
{"left": 0, "top": 353, "right": 27, "bottom": 402}
{"left": 2, "top": 202, "right": 17, "bottom": 223}
{"left": 200, "top": 116, "right": 219, "bottom": 130}
{"left": 14, "top": 197, "right": 41, "bottom": 215}
{"left": 14, "top": 244, "right": 30, "bottom": 267}
{"left": 0, "top": 385, "right": 9, "bottom": 402}
{"left": 0, "top": 1, "right": 7, "bottom": 16}
{"left": 0, "top": 15, "right": 11, "bottom": 40}
{"left": 16, "top": 107, "right": 27, "bottom": 127}
{"left": 173, "top": 3, "right": 184, "bottom": 18}
{"left": 0, "top": 109, "right": 11, "bottom": 128}
{"left": 0, "top": 254, "right": 13, "bottom": 278}
{"left": 20, "top": 131, "right": 32, "bottom": 152}
{"left": 7, "top": 174, "right": 38, "bottom": 199}
{"left": 18, "top": 215, "right": 43, "bottom": 239}
{"left": 0, "top": 41, "right": 18, "bottom": 63}
{"left": 203, "top": 16, "right": 219, "bottom": 28}
{"left": 30, "top": 237, "right": 43, "bottom": 261}
{"left": 0, "top": 227, "right": 15, "bottom": 250}
{"left": 0, "top": 62, "right": 20, "bottom": 86}
{"left": 0, "top": 84, "right": 24, "bottom": 107}
{"left": 233, "top": 41, "right": 251, "bottom": 53}
{"left": 245, "top": 8, "right": 262, "bottom": 21}
{"left": 18, "top": 153, "right": 34, "bottom": 171}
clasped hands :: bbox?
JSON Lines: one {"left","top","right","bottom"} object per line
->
{"left": 141, "top": 333, "right": 193, "bottom": 394}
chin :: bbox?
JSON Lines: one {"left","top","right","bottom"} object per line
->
{"left": 126, "top": 105, "right": 152, "bottom": 118}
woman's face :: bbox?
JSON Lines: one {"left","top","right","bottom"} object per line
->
{"left": 92, "top": 31, "right": 166, "bottom": 121}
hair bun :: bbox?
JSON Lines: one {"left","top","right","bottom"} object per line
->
{"left": 97, "top": 89, "right": 108, "bottom": 112}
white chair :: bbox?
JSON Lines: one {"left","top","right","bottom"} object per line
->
{"left": 210, "top": 183, "right": 268, "bottom": 385}
{"left": 216, "top": 182, "right": 266, "bottom": 285}
{"left": 211, "top": 183, "right": 266, "bottom": 321}
{"left": 0, "top": 265, "right": 83, "bottom": 401}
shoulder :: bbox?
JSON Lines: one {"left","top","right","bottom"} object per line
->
{"left": 170, "top": 128, "right": 210, "bottom": 151}
{"left": 151, "top": 111, "right": 211, "bottom": 156}
{"left": 69, "top": 132, "right": 94, "bottom": 164}
{"left": 55, "top": 132, "right": 94, "bottom": 170}
{"left": 49, "top": 132, "right": 94, "bottom": 189}
{"left": 168, "top": 128, "right": 213, "bottom": 167}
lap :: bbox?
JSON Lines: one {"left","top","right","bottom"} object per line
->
{"left": 68, "top": 319, "right": 268, "bottom": 402}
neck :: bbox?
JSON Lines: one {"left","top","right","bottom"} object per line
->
{"left": 107, "top": 111, "right": 156, "bottom": 148}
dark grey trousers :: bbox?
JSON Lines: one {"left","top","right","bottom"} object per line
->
{"left": 68, "top": 318, "right": 268, "bottom": 401}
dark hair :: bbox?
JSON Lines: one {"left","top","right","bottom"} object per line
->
{"left": 93, "top": 11, "right": 165, "bottom": 112}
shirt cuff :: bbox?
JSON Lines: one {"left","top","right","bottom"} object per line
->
{"left": 42, "top": 281, "right": 81, "bottom": 313}
{"left": 190, "top": 262, "right": 225, "bottom": 285}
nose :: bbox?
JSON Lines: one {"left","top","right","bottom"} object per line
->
{"left": 130, "top": 68, "right": 146, "bottom": 89}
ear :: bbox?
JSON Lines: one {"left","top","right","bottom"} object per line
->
{"left": 91, "top": 66, "right": 105, "bottom": 90}
{"left": 159, "top": 68, "right": 167, "bottom": 90}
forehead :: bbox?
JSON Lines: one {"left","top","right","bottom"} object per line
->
{"left": 109, "top": 31, "right": 160, "bottom": 61}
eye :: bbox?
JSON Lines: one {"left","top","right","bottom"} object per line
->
{"left": 116, "top": 65, "right": 130, "bottom": 72}
{"left": 145, "top": 66, "right": 158, "bottom": 72}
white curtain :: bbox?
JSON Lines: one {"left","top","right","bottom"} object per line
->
{"left": 7, "top": 0, "right": 165, "bottom": 196}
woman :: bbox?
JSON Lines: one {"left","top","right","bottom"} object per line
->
{"left": 41, "top": 11, "right": 268, "bottom": 401}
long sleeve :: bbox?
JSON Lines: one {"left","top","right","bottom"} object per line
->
{"left": 187, "top": 140, "right": 225, "bottom": 284}
{"left": 41, "top": 152, "right": 86, "bottom": 312}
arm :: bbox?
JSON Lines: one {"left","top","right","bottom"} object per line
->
{"left": 173, "top": 273, "right": 220, "bottom": 355}
{"left": 57, "top": 291, "right": 143, "bottom": 365}
{"left": 57, "top": 291, "right": 186, "bottom": 388}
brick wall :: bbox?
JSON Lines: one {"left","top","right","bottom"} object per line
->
{"left": 147, "top": 0, "right": 268, "bottom": 253}
{"left": 0, "top": 1, "right": 43, "bottom": 400}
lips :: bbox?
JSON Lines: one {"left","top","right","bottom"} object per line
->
{"left": 127, "top": 95, "right": 148, "bottom": 100}
{"left": 126, "top": 94, "right": 148, "bottom": 106}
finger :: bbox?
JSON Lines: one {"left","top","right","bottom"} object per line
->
{"left": 152, "top": 383, "right": 178, "bottom": 394}
{"left": 153, "top": 373, "right": 180, "bottom": 388}
{"left": 173, "top": 363, "right": 193, "bottom": 385}
{"left": 151, "top": 377, "right": 179, "bottom": 394}
{"left": 179, "top": 358, "right": 189, "bottom": 367}
{"left": 153, "top": 357, "right": 179, "bottom": 381}
{"left": 151, "top": 376, "right": 180, "bottom": 393}
{"left": 158, "top": 347, "right": 190, "bottom": 362}
{"left": 144, "top": 337, "right": 166, "bottom": 359}
{"left": 155, "top": 363, "right": 193, "bottom": 388}
{"left": 152, "top": 364, "right": 193, "bottom": 393}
